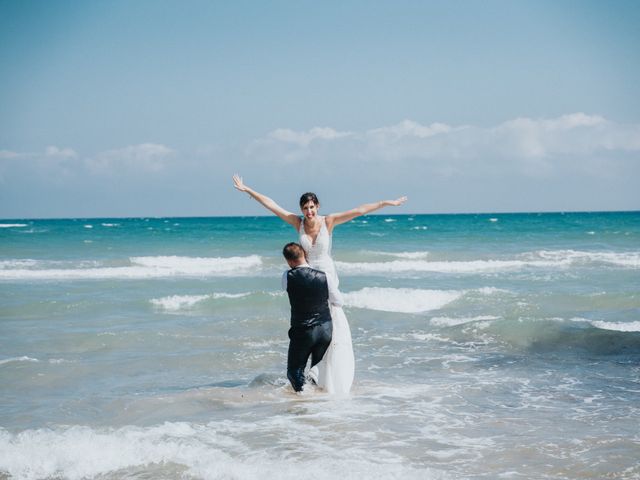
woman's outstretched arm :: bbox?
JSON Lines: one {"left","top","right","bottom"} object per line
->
{"left": 232, "top": 175, "right": 300, "bottom": 228}
{"left": 326, "top": 197, "right": 408, "bottom": 232}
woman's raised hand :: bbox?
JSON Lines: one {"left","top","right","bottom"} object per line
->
{"left": 233, "top": 174, "right": 250, "bottom": 193}
{"left": 389, "top": 196, "right": 408, "bottom": 207}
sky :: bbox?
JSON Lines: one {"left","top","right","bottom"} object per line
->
{"left": 1, "top": 0, "right": 639, "bottom": 218}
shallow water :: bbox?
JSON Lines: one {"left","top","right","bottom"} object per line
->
{"left": 1, "top": 212, "right": 639, "bottom": 479}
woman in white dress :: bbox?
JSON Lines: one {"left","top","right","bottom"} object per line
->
{"left": 233, "top": 175, "right": 407, "bottom": 394}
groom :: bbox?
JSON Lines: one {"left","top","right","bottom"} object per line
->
{"left": 282, "top": 242, "right": 343, "bottom": 392}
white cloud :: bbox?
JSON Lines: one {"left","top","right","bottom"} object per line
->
{"left": 45, "top": 146, "right": 78, "bottom": 159}
{"left": 367, "top": 120, "right": 454, "bottom": 140}
{"left": 86, "top": 143, "right": 175, "bottom": 173}
{"left": 266, "top": 127, "right": 353, "bottom": 147}
{"left": 0, "top": 146, "right": 78, "bottom": 161}
{"left": 0, "top": 150, "right": 23, "bottom": 160}
{"left": 250, "top": 114, "right": 640, "bottom": 177}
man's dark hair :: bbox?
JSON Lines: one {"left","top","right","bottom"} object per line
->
{"left": 283, "top": 242, "right": 305, "bottom": 261}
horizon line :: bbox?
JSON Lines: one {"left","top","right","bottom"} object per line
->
{"left": 1, "top": 208, "right": 639, "bottom": 222}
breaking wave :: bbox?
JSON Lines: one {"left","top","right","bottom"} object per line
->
{"left": 343, "top": 287, "right": 463, "bottom": 313}
{"left": 336, "top": 249, "right": 640, "bottom": 275}
{"left": 0, "top": 423, "right": 440, "bottom": 480}
{"left": 0, "top": 255, "right": 263, "bottom": 281}
{"left": 151, "top": 292, "right": 252, "bottom": 311}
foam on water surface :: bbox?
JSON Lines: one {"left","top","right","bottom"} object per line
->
{"left": 0, "top": 255, "right": 263, "bottom": 280}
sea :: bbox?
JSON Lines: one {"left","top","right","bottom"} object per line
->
{"left": 1, "top": 211, "right": 639, "bottom": 480}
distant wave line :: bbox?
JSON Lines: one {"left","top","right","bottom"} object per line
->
{"left": 0, "top": 255, "right": 263, "bottom": 280}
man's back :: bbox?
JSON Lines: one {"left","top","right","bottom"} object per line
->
{"left": 286, "top": 266, "right": 332, "bottom": 328}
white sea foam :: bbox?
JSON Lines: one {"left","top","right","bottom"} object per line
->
{"left": 48, "top": 358, "right": 74, "bottom": 364}
{"left": 343, "top": 287, "right": 462, "bottom": 313}
{"left": 0, "top": 255, "right": 263, "bottom": 280}
{"left": 590, "top": 321, "right": 640, "bottom": 332}
{"left": 101, "top": 223, "right": 120, "bottom": 227}
{"left": 336, "top": 258, "right": 551, "bottom": 274}
{"left": 430, "top": 315, "right": 500, "bottom": 327}
{"left": 364, "top": 250, "right": 430, "bottom": 259}
{"left": 0, "top": 259, "right": 39, "bottom": 269}
{"left": 0, "top": 356, "right": 40, "bottom": 366}
{"left": 267, "top": 291, "right": 286, "bottom": 297}
{"left": 474, "top": 287, "right": 508, "bottom": 295}
{"left": 151, "top": 294, "right": 210, "bottom": 311}
{"left": 528, "top": 249, "right": 640, "bottom": 268}
{"left": 572, "top": 318, "right": 640, "bottom": 333}
{"left": 0, "top": 423, "right": 439, "bottom": 480}
{"left": 151, "top": 292, "right": 251, "bottom": 311}
{"left": 0, "top": 223, "right": 27, "bottom": 228}
{"left": 336, "top": 249, "right": 640, "bottom": 275}
{"left": 130, "top": 255, "right": 262, "bottom": 275}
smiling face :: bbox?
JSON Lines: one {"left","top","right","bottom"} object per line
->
{"left": 301, "top": 200, "right": 319, "bottom": 220}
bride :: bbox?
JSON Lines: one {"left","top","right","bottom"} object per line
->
{"left": 233, "top": 175, "right": 407, "bottom": 394}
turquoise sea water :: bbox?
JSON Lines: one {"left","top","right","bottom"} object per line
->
{"left": 1, "top": 212, "right": 639, "bottom": 479}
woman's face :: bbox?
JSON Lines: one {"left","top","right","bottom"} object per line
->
{"left": 301, "top": 201, "right": 319, "bottom": 220}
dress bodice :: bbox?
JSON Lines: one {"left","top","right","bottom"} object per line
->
{"left": 299, "top": 216, "right": 337, "bottom": 284}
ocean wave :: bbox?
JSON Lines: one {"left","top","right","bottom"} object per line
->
{"left": 363, "top": 250, "right": 430, "bottom": 259}
{"left": 0, "top": 356, "right": 39, "bottom": 366}
{"left": 343, "top": 287, "right": 463, "bottom": 313}
{"left": 0, "top": 423, "right": 437, "bottom": 480}
{"left": 430, "top": 315, "right": 500, "bottom": 327}
{"left": 435, "top": 316, "right": 640, "bottom": 355}
{"left": 335, "top": 249, "right": 640, "bottom": 274}
{"left": 572, "top": 318, "right": 640, "bottom": 333}
{"left": 528, "top": 250, "right": 640, "bottom": 268}
{"left": 0, "top": 223, "right": 27, "bottom": 228}
{"left": 0, "top": 255, "right": 263, "bottom": 281}
{"left": 151, "top": 292, "right": 251, "bottom": 311}
{"left": 336, "top": 258, "right": 554, "bottom": 274}
{"left": 0, "top": 259, "right": 39, "bottom": 269}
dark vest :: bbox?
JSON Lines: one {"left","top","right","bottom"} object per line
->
{"left": 286, "top": 266, "right": 332, "bottom": 328}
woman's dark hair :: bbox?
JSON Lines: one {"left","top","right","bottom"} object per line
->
{"left": 299, "top": 192, "right": 320, "bottom": 208}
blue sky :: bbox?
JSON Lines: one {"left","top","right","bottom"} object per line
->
{"left": 1, "top": 0, "right": 639, "bottom": 218}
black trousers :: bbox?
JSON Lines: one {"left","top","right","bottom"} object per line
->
{"left": 287, "top": 321, "right": 332, "bottom": 392}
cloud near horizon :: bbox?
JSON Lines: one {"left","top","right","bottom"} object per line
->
{"left": 85, "top": 143, "right": 175, "bottom": 174}
{"left": 1, "top": 114, "right": 638, "bottom": 217}
{"left": 4, "top": 114, "right": 637, "bottom": 178}
{"left": 0, "top": 143, "right": 176, "bottom": 179}
{"left": 248, "top": 113, "right": 640, "bottom": 177}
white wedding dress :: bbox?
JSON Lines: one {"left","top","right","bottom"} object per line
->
{"left": 299, "top": 216, "right": 354, "bottom": 395}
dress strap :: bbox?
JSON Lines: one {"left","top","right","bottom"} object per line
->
{"left": 321, "top": 216, "right": 329, "bottom": 234}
